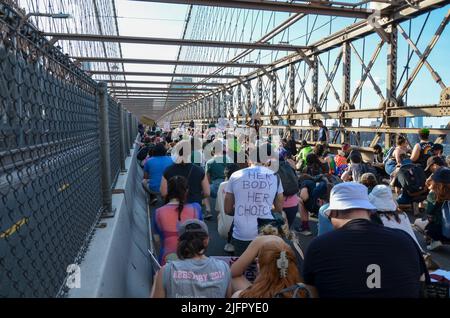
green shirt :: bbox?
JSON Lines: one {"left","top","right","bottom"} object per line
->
{"left": 297, "top": 146, "right": 313, "bottom": 169}
{"left": 206, "top": 156, "right": 229, "bottom": 181}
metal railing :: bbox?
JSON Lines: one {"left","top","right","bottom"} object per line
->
{"left": 0, "top": 3, "right": 138, "bottom": 297}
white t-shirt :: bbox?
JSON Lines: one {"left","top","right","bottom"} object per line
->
{"left": 225, "top": 165, "right": 284, "bottom": 241}
{"left": 215, "top": 181, "right": 234, "bottom": 239}
{"left": 380, "top": 213, "right": 423, "bottom": 252}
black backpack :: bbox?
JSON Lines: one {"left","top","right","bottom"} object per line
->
{"left": 397, "top": 164, "right": 427, "bottom": 197}
{"left": 277, "top": 161, "right": 300, "bottom": 196}
{"left": 137, "top": 145, "right": 153, "bottom": 161}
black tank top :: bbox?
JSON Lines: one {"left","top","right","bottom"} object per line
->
{"left": 418, "top": 141, "right": 434, "bottom": 166}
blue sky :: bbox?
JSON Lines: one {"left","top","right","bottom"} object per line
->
{"left": 114, "top": 1, "right": 449, "bottom": 127}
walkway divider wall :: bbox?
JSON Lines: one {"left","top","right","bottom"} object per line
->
{"left": 68, "top": 138, "right": 152, "bottom": 298}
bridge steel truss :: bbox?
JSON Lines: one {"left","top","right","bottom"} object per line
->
{"left": 162, "top": 0, "right": 450, "bottom": 148}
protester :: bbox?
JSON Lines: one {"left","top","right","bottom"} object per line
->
{"left": 206, "top": 142, "right": 230, "bottom": 199}
{"left": 151, "top": 219, "right": 232, "bottom": 298}
{"left": 303, "top": 153, "right": 327, "bottom": 177}
{"left": 161, "top": 140, "right": 210, "bottom": 216}
{"left": 423, "top": 168, "right": 450, "bottom": 250}
{"left": 342, "top": 151, "right": 376, "bottom": 183}
{"left": 154, "top": 176, "right": 202, "bottom": 265}
{"left": 432, "top": 144, "right": 445, "bottom": 162}
{"left": 334, "top": 146, "right": 349, "bottom": 177}
{"left": 278, "top": 153, "right": 300, "bottom": 229}
{"left": 216, "top": 164, "right": 241, "bottom": 253}
{"left": 393, "top": 157, "right": 428, "bottom": 205}
{"left": 295, "top": 140, "right": 312, "bottom": 171}
{"left": 424, "top": 155, "right": 447, "bottom": 177}
{"left": 298, "top": 175, "right": 330, "bottom": 236}
{"left": 224, "top": 143, "right": 284, "bottom": 256}
{"left": 384, "top": 135, "right": 409, "bottom": 177}
{"left": 143, "top": 143, "right": 174, "bottom": 205}
{"left": 303, "top": 182, "right": 428, "bottom": 298}
{"left": 317, "top": 120, "right": 329, "bottom": 144}
{"left": 410, "top": 128, "right": 434, "bottom": 170}
{"left": 360, "top": 172, "right": 378, "bottom": 194}
{"left": 369, "top": 185, "right": 423, "bottom": 252}
{"left": 284, "top": 130, "right": 298, "bottom": 158}
{"left": 231, "top": 236, "right": 302, "bottom": 298}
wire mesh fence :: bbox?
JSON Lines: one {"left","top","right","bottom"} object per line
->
{"left": 0, "top": 3, "right": 138, "bottom": 297}
{"left": 109, "top": 97, "right": 121, "bottom": 186}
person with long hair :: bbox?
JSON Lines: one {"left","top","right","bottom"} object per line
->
{"left": 423, "top": 168, "right": 450, "bottom": 250}
{"left": 152, "top": 220, "right": 232, "bottom": 298}
{"left": 231, "top": 236, "right": 303, "bottom": 298}
{"left": 368, "top": 185, "right": 423, "bottom": 252}
{"left": 384, "top": 135, "right": 410, "bottom": 184}
{"left": 154, "top": 176, "right": 202, "bottom": 265}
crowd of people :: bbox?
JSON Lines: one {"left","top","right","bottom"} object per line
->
{"left": 138, "top": 123, "right": 450, "bottom": 298}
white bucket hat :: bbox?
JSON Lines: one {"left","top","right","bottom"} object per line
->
{"left": 368, "top": 185, "right": 398, "bottom": 212}
{"left": 324, "top": 182, "right": 376, "bottom": 216}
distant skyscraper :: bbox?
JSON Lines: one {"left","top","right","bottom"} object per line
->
{"left": 406, "top": 117, "right": 424, "bottom": 128}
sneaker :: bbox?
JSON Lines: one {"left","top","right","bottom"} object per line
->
{"left": 203, "top": 211, "right": 212, "bottom": 220}
{"left": 298, "top": 229, "right": 312, "bottom": 236}
{"left": 224, "top": 243, "right": 235, "bottom": 253}
{"left": 427, "top": 240, "right": 443, "bottom": 251}
{"left": 414, "top": 218, "right": 429, "bottom": 232}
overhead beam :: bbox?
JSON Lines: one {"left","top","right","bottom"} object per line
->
{"left": 116, "top": 97, "right": 189, "bottom": 100}
{"left": 45, "top": 33, "right": 309, "bottom": 51}
{"left": 100, "top": 80, "right": 223, "bottom": 86}
{"left": 90, "top": 70, "right": 239, "bottom": 78}
{"left": 131, "top": 0, "right": 374, "bottom": 19}
{"left": 111, "top": 92, "right": 202, "bottom": 96}
{"left": 108, "top": 86, "right": 213, "bottom": 91}
{"left": 72, "top": 57, "right": 265, "bottom": 68}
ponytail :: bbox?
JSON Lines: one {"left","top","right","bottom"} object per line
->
{"left": 166, "top": 176, "right": 189, "bottom": 221}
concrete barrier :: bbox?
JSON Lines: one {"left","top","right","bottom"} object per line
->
{"left": 68, "top": 141, "right": 151, "bottom": 298}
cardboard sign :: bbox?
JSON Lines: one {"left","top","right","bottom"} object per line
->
{"left": 163, "top": 121, "right": 171, "bottom": 132}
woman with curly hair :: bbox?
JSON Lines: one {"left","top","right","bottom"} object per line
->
{"left": 230, "top": 236, "right": 304, "bottom": 298}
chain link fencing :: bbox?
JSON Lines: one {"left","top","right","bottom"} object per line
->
{"left": 0, "top": 3, "right": 138, "bottom": 297}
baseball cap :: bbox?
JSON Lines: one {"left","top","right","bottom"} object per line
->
{"left": 425, "top": 156, "right": 446, "bottom": 172}
{"left": 178, "top": 219, "right": 209, "bottom": 237}
{"left": 431, "top": 167, "right": 450, "bottom": 184}
{"left": 324, "top": 182, "right": 376, "bottom": 216}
